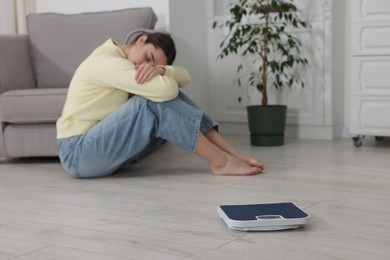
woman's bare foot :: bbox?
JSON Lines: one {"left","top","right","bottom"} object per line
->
{"left": 195, "top": 132, "right": 263, "bottom": 176}
{"left": 233, "top": 153, "right": 265, "bottom": 170}
{"left": 211, "top": 154, "right": 263, "bottom": 176}
{"left": 202, "top": 129, "right": 265, "bottom": 171}
{"left": 245, "top": 157, "right": 265, "bottom": 170}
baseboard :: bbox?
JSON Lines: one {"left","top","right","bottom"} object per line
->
{"left": 218, "top": 122, "right": 347, "bottom": 140}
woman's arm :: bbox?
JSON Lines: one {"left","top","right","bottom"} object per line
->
{"left": 157, "top": 65, "right": 191, "bottom": 88}
{"left": 135, "top": 64, "right": 191, "bottom": 88}
{"left": 87, "top": 52, "right": 185, "bottom": 102}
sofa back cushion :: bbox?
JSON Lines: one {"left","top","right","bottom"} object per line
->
{"left": 27, "top": 7, "right": 157, "bottom": 89}
{"left": 0, "top": 35, "right": 36, "bottom": 92}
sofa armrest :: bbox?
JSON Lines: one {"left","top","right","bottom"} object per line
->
{"left": 0, "top": 35, "right": 36, "bottom": 94}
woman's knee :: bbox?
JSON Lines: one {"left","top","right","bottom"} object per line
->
{"left": 118, "top": 95, "right": 150, "bottom": 115}
{"left": 60, "top": 152, "right": 115, "bottom": 179}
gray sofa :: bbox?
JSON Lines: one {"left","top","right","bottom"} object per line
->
{"left": 0, "top": 7, "right": 157, "bottom": 159}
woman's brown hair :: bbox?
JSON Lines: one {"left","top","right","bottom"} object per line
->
{"left": 133, "top": 32, "right": 176, "bottom": 65}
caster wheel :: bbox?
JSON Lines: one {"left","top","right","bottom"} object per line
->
{"left": 375, "top": 136, "right": 384, "bottom": 142}
{"left": 352, "top": 135, "right": 364, "bottom": 147}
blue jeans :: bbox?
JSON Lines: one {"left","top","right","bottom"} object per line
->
{"left": 57, "top": 92, "right": 218, "bottom": 178}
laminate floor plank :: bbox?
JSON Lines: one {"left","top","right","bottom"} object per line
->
{"left": 0, "top": 136, "right": 389, "bottom": 259}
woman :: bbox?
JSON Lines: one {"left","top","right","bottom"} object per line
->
{"left": 57, "top": 32, "right": 264, "bottom": 178}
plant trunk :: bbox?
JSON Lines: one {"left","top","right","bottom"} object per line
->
{"left": 261, "top": 5, "right": 270, "bottom": 107}
{"left": 261, "top": 56, "right": 268, "bottom": 106}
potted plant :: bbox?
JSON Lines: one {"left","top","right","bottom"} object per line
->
{"left": 213, "top": 0, "right": 309, "bottom": 146}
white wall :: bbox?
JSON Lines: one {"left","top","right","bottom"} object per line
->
{"left": 0, "top": 0, "right": 15, "bottom": 34}
{"left": 169, "top": 0, "right": 209, "bottom": 110}
{"left": 206, "top": 0, "right": 348, "bottom": 139}
{"left": 332, "top": 0, "right": 346, "bottom": 135}
{"left": 33, "top": 0, "right": 170, "bottom": 30}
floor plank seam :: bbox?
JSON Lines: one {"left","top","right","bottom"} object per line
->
{"left": 7, "top": 245, "right": 51, "bottom": 260}
{"left": 212, "top": 233, "right": 247, "bottom": 251}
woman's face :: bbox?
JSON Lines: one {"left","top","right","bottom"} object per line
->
{"left": 127, "top": 35, "right": 167, "bottom": 66}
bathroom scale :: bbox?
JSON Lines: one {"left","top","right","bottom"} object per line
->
{"left": 217, "top": 202, "right": 310, "bottom": 231}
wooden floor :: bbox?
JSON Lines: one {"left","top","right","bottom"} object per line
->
{"left": 0, "top": 135, "right": 389, "bottom": 259}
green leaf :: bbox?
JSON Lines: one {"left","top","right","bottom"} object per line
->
{"left": 289, "top": 78, "right": 293, "bottom": 86}
{"left": 257, "top": 83, "right": 263, "bottom": 92}
{"left": 212, "top": 0, "right": 310, "bottom": 101}
{"left": 237, "top": 64, "right": 243, "bottom": 73}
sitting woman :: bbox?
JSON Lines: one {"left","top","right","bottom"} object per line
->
{"left": 56, "top": 32, "right": 264, "bottom": 178}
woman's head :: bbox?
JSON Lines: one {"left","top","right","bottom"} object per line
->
{"left": 126, "top": 32, "right": 176, "bottom": 66}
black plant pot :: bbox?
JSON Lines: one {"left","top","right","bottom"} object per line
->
{"left": 247, "top": 105, "right": 287, "bottom": 146}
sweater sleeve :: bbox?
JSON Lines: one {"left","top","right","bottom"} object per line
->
{"left": 157, "top": 65, "right": 191, "bottom": 88}
{"left": 87, "top": 51, "right": 181, "bottom": 102}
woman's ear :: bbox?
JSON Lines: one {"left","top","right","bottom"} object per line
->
{"left": 136, "top": 35, "right": 148, "bottom": 44}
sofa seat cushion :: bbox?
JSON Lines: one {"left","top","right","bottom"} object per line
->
{"left": 0, "top": 88, "right": 67, "bottom": 124}
{"left": 3, "top": 124, "right": 58, "bottom": 157}
{"left": 27, "top": 7, "right": 157, "bottom": 89}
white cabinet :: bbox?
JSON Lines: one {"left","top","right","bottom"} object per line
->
{"left": 348, "top": 0, "right": 390, "bottom": 145}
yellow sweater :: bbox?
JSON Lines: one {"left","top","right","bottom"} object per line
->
{"left": 56, "top": 39, "right": 191, "bottom": 139}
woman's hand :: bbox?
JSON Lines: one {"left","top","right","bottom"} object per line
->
{"left": 135, "top": 63, "right": 166, "bottom": 84}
